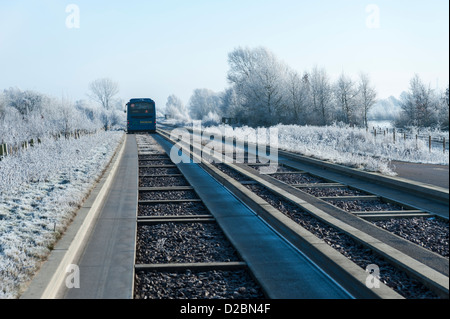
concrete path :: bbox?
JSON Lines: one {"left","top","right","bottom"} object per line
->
{"left": 63, "top": 134, "right": 138, "bottom": 299}
{"left": 390, "top": 161, "right": 449, "bottom": 189}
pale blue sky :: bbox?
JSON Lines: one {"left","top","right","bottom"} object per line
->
{"left": 0, "top": 0, "right": 448, "bottom": 109}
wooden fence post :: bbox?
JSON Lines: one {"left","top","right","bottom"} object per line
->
{"left": 0, "top": 143, "right": 7, "bottom": 157}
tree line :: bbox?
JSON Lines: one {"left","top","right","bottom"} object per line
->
{"left": 0, "top": 78, "right": 124, "bottom": 145}
{"left": 165, "top": 46, "right": 449, "bottom": 130}
{"left": 395, "top": 75, "right": 449, "bottom": 130}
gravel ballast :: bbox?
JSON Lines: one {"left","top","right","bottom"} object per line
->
{"left": 373, "top": 217, "right": 449, "bottom": 258}
{"left": 328, "top": 199, "right": 404, "bottom": 212}
{"left": 139, "top": 202, "right": 210, "bottom": 216}
{"left": 136, "top": 222, "right": 240, "bottom": 264}
{"left": 301, "top": 187, "right": 368, "bottom": 197}
{"left": 134, "top": 269, "right": 265, "bottom": 299}
{"left": 139, "top": 155, "right": 170, "bottom": 160}
{"left": 139, "top": 190, "right": 199, "bottom": 200}
{"left": 247, "top": 164, "right": 293, "bottom": 173}
{"left": 139, "top": 176, "right": 190, "bottom": 187}
{"left": 270, "top": 173, "right": 327, "bottom": 184}
{"left": 139, "top": 167, "right": 181, "bottom": 175}
{"left": 139, "top": 159, "right": 174, "bottom": 166}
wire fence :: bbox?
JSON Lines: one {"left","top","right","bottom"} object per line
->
{"left": 368, "top": 126, "right": 449, "bottom": 153}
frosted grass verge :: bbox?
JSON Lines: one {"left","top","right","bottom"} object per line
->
{"left": 199, "top": 124, "right": 449, "bottom": 176}
{"left": 0, "top": 131, "right": 124, "bottom": 298}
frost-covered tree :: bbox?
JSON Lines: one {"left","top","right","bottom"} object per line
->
{"left": 0, "top": 87, "right": 126, "bottom": 146}
{"left": 358, "top": 73, "right": 377, "bottom": 128}
{"left": 165, "top": 94, "right": 190, "bottom": 121}
{"left": 334, "top": 72, "right": 360, "bottom": 125}
{"left": 443, "top": 86, "right": 449, "bottom": 108}
{"left": 0, "top": 94, "right": 5, "bottom": 120}
{"left": 439, "top": 86, "right": 449, "bottom": 130}
{"left": 396, "top": 74, "right": 439, "bottom": 128}
{"left": 60, "top": 99, "right": 75, "bottom": 136}
{"left": 3, "top": 88, "right": 47, "bottom": 116}
{"left": 87, "top": 78, "right": 119, "bottom": 110}
{"left": 220, "top": 87, "right": 250, "bottom": 125}
{"left": 75, "top": 99, "right": 100, "bottom": 122}
{"left": 309, "top": 66, "right": 334, "bottom": 125}
{"left": 188, "top": 89, "right": 222, "bottom": 120}
{"left": 284, "top": 70, "right": 309, "bottom": 125}
{"left": 227, "top": 46, "right": 288, "bottom": 126}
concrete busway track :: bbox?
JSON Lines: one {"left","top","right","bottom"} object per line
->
{"left": 143, "top": 133, "right": 354, "bottom": 299}
{"left": 157, "top": 127, "right": 449, "bottom": 299}
{"left": 156, "top": 129, "right": 405, "bottom": 299}
{"left": 134, "top": 135, "right": 266, "bottom": 299}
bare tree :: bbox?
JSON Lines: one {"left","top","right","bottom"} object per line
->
{"left": 285, "top": 70, "right": 309, "bottom": 124}
{"left": 88, "top": 78, "right": 119, "bottom": 110}
{"left": 60, "top": 98, "right": 74, "bottom": 137}
{"left": 335, "top": 72, "right": 359, "bottom": 125}
{"left": 358, "top": 73, "right": 377, "bottom": 128}
{"left": 221, "top": 87, "right": 242, "bottom": 120}
{"left": 309, "top": 66, "right": 334, "bottom": 125}
{"left": 166, "top": 94, "right": 190, "bottom": 121}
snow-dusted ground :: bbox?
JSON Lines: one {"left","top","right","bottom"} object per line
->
{"left": 163, "top": 120, "right": 449, "bottom": 176}
{"left": 0, "top": 130, "right": 124, "bottom": 298}
{"left": 271, "top": 124, "right": 449, "bottom": 174}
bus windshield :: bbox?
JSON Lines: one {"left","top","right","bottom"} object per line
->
{"left": 130, "top": 102, "right": 154, "bottom": 110}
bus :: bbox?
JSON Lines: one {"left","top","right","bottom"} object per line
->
{"left": 125, "top": 98, "right": 156, "bottom": 133}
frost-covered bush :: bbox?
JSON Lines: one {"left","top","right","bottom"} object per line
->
{"left": 200, "top": 123, "right": 449, "bottom": 175}
{"left": 201, "top": 111, "right": 221, "bottom": 127}
{"left": 165, "top": 94, "right": 191, "bottom": 122}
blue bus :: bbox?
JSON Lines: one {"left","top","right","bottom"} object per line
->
{"left": 125, "top": 98, "right": 156, "bottom": 133}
